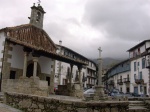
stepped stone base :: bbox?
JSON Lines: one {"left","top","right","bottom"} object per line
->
{"left": 94, "top": 85, "right": 107, "bottom": 101}
{"left": 70, "top": 83, "right": 84, "bottom": 98}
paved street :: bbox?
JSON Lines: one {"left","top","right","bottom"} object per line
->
{"left": 0, "top": 103, "right": 22, "bottom": 112}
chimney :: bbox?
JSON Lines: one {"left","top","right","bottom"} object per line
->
{"left": 59, "top": 40, "right": 62, "bottom": 46}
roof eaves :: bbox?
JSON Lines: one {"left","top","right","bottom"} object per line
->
{"left": 127, "top": 40, "right": 150, "bottom": 52}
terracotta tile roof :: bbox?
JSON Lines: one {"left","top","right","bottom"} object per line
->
{"left": 4, "top": 24, "right": 56, "bottom": 53}
{"left": 0, "top": 24, "right": 87, "bottom": 66}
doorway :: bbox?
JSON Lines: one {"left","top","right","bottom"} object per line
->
{"left": 26, "top": 63, "right": 34, "bottom": 78}
{"left": 144, "top": 86, "right": 147, "bottom": 94}
{"left": 46, "top": 77, "right": 50, "bottom": 86}
{"left": 134, "top": 87, "right": 138, "bottom": 94}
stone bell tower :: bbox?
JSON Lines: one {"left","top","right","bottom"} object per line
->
{"left": 29, "top": 3, "right": 46, "bottom": 29}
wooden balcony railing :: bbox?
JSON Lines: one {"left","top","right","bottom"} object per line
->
{"left": 135, "top": 79, "right": 144, "bottom": 84}
{"left": 123, "top": 78, "right": 130, "bottom": 83}
{"left": 117, "top": 79, "right": 123, "bottom": 85}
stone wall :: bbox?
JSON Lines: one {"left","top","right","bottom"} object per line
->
{"left": 4, "top": 92, "right": 129, "bottom": 112}
{"left": 2, "top": 78, "right": 48, "bottom": 96}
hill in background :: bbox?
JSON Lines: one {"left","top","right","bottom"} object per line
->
{"left": 92, "top": 57, "right": 123, "bottom": 69}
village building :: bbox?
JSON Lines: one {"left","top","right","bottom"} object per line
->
{"left": 104, "top": 40, "right": 150, "bottom": 96}
{"left": 104, "top": 59, "right": 130, "bottom": 93}
{"left": 0, "top": 3, "right": 89, "bottom": 97}
{"left": 54, "top": 41, "right": 97, "bottom": 90}
{"left": 128, "top": 40, "right": 150, "bottom": 95}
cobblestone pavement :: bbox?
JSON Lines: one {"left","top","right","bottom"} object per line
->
{"left": 0, "top": 103, "right": 22, "bottom": 112}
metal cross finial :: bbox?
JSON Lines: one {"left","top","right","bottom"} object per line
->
{"left": 98, "top": 47, "right": 102, "bottom": 58}
{"left": 37, "top": 0, "right": 41, "bottom": 4}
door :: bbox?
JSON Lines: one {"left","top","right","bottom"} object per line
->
{"left": 134, "top": 87, "right": 138, "bottom": 94}
{"left": 46, "top": 77, "right": 50, "bottom": 86}
{"left": 144, "top": 86, "right": 147, "bottom": 94}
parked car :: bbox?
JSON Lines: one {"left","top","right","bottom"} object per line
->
{"left": 83, "top": 88, "right": 96, "bottom": 97}
{"left": 140, "top": 94, "right": 148, "bottom": 97}
{"left": 110, "top": 89, "right": 120, "bottom": 96}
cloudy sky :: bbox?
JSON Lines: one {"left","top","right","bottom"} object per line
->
{"left": 0, "top": 0, "right": 150, "bottom": 59}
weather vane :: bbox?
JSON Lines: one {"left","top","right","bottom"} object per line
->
{"left": 37, "top": 0, "right": 41, "bottom": 4}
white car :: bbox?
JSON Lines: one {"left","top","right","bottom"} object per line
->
{"left": 83, "top": 88, "right": 96, "bottom": 97}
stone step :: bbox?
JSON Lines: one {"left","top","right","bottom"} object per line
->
{"left": 129, "top": 106, "right": 147, "bottom": 108}
{"left": 129, "top": 109, "right": 149, "bottom": 112}
{"left": 129, "top": 103, "right": 145, "bottom": 106}
{"left": 128, "top": 100, "right": 150, "bottom": 112}
{"left": 129, "top": 101, "right": 144, "bottom": 104}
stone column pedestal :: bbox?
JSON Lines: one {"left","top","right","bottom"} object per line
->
{"left": 70, "top": 83, "right": 84, "bottom": 99}
{"left": 94, "top": 85, "right": 107, "bottom": 100}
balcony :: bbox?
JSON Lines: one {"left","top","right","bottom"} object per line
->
{"left": 123, "top": 78, "right": 130, "bottom": 83}
{"left": 135, "top": 79, "right": 144, "bottom": 84}
{"left": 108, "top": 80, "right": 114, "bottom": 85}
{"left": 117, "top": 79, "right": 123, "bottom": 85}
{"left": 146, "top": 62, "right": 150, "bottom": 69}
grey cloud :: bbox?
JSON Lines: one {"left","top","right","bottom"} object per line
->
{"left": 44, "top": 22, "right": 73, "bottom": 43}
{"left": 84, "top": 0, "right": 150, "bottom": 41}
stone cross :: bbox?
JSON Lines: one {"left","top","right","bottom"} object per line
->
{"left": 98, "top": 47, "right": 102, "bottom": 58}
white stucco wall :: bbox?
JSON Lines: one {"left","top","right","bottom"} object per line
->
{"left": 9, "top": 44, "right": 54, "bottom": 76}
{"left": 54, "top": 60, "right": 87, "bottom": 87}
{"left": 146, "top": 41, "right": 150, "bottom": 48}
{"left": 0, "top": 32, "right": 5, "bottom": 74}
{"left": 113, "top": 71, "right": 130, "bottom": 93}
{"left": 39, "top": 56, "right": 53, "bottom": 74}
{"left": 130, "top": 57, "right": 149, "bottom": 95}
{"left": 9, "top": 45, "right": 24, "bottom": 69}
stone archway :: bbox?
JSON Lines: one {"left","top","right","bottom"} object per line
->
{"left": 26, "top": 61, "right": 41, "bottom": 78}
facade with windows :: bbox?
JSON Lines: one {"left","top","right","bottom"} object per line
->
{"left": 105, "top": 40, "right": 150, "bottom": 95}
{"left": 128, "top": 40, "right": 150, "bottom": 95}
{"left": 104, "top": 59, "right": 130, "bottom": 93}
{"left": 55, "top": 43, "right": 97, "bottom": 89}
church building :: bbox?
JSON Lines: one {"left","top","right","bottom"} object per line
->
{"left": 0, "top": 3, "right": 87, "bottom": 97}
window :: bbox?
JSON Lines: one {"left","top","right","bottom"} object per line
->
{"left": 139, "top": 72, "right": 142, "bottom": 79}
{"left": 142, "top": 58, "right": 145, "bottom": 69}
{"left": 138, "top": 62, "right": 140, "bottom": 66}
{"left": 134, "top": 74, "right": 136, "bottom": 80}
{"left": 126, "top": 87, "right": 130, "bottom": 92}
{"left": 134, "top": 62, "right": 136, "bottom": 71}
{"left": 140, "top": 86, "right": 143, "bottom": 92}
{"left": 10, "top": 70, "right": 16, "bottom": 79}
{"left": 138, "top": 48, "right": 140, "bottom": 54}
{"left": 120, "top": 87, "right": 122, "bottom": 92}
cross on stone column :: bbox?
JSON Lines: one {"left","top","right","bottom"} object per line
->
{"left": 98, "top": 47, "right": 102, "bottom": 59}
{"left": 93, "top": 47, "right": 107, "bottom": 101}
{"left": 98, "top": 47, "right": 102, "bottom": 85}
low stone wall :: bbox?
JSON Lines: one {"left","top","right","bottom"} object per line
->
{"left": 4, "top": 92, "right": 129, "bottom": 112}
{"left": 2, "top": 78, "right": 48, "bottom": 96}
